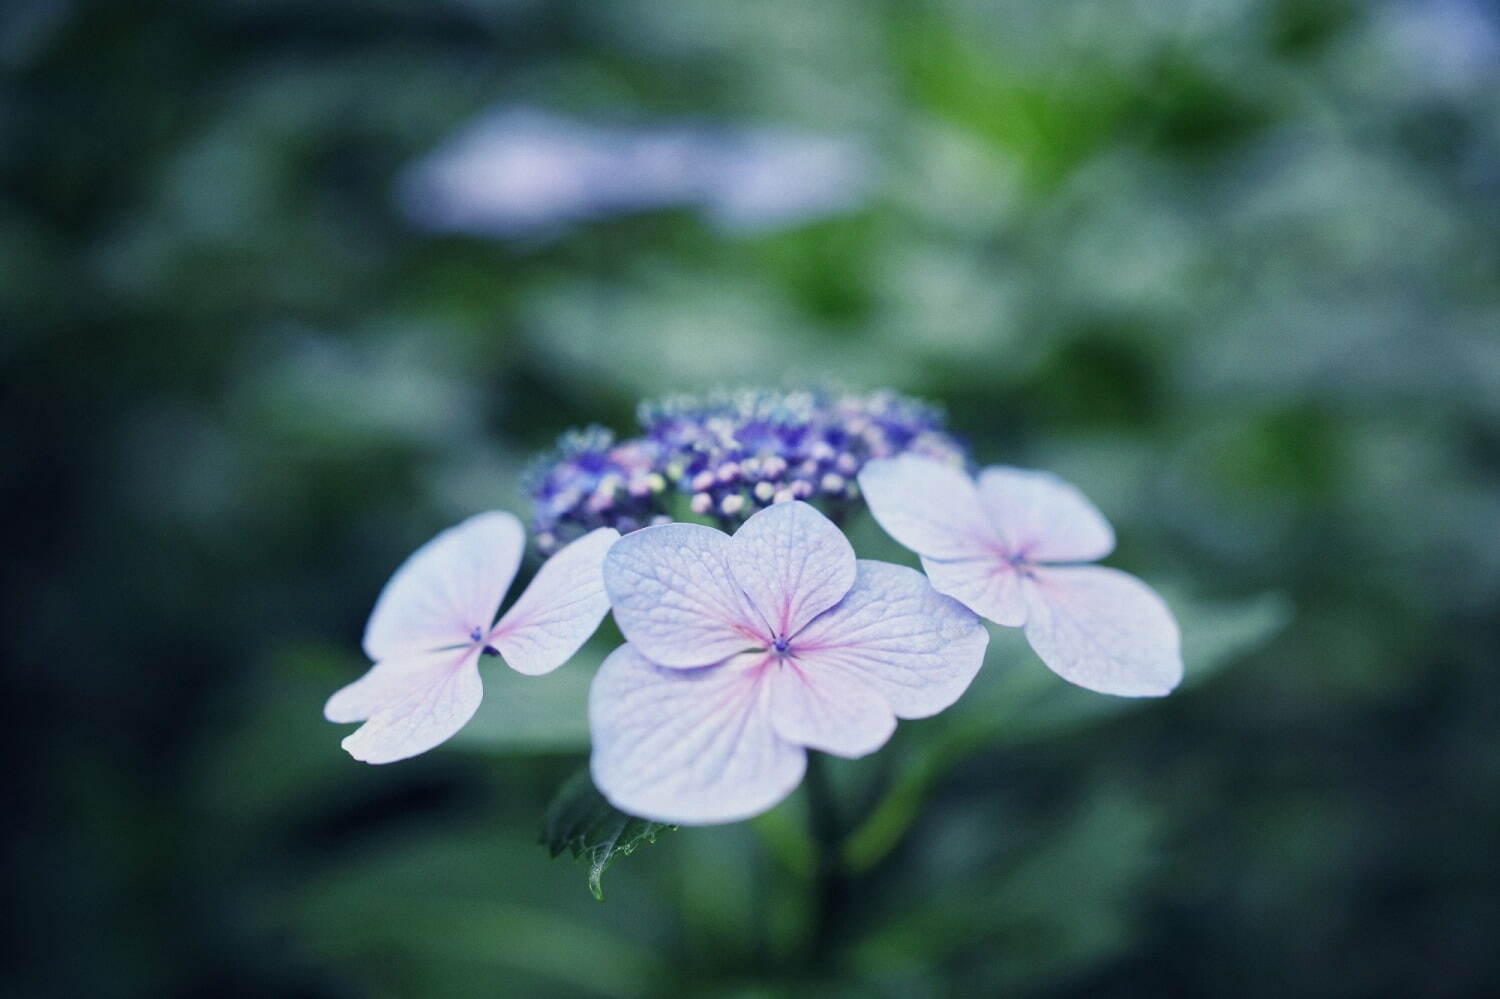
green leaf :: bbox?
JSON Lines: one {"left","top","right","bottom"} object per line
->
{"left": 841, "top": 588, "right": 1291, "bottom": 872}
{"left": 963, "top": 585, "right": 1294, "bottom": 746}
{"left": 453, "top": 655, "right": 594, "bottom": 753}
{"left": 542, "top": 768, "right": 675, "bottom": 901}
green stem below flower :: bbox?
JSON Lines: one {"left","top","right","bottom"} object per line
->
{"left": 802, "top": 751, "right": 849, "bottom": 967}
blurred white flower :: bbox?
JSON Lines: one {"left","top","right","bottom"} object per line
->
{"left": 1385, "top": 0, "right": 1499, "bottom": 95}
{"left": 395, "top": 107, "right": 873, "bottom": 239}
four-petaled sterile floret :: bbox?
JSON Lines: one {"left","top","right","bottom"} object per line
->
{"left": 589, "top": 500, "right": 988, "bottom": 824}
{"left": 859, "top": 456, "right": 1182, "bottom": 698}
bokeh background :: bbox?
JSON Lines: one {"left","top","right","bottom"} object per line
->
{"left": 6, "top": 0, "right": 1500, "bottom": 995}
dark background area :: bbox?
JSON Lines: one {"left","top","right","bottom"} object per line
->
{"left": 4, "top": 0, "right": 1499, "bottom": 995}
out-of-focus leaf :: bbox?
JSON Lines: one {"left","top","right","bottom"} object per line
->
{"left": 843, "top": 588, "right": 1291, "bottom": 871}
{"left": 981, "top": 586, "right": 1294, "bottom": 742}
{"left": 851, "top": 787, "right": 1160, "bottom": 989}
{"left": 453, "top": 640, "right": 602, "bottom": 753}
{"left": 284, "top": 822, "right": 667, "bottom": 997}
{"left": 543, "top": 768, "right": 675, "bottom": 901}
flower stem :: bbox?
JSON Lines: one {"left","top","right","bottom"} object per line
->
{"left": 802, "top": 752, "right": 847, "bottom": 967}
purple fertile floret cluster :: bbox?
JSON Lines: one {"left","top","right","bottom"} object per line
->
{"left": 527, "top": 387, "right": 968, "bottom": 553}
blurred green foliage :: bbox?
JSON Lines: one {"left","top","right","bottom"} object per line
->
{"left": 4, "top": 0, "right": 1499, "bottom": 996}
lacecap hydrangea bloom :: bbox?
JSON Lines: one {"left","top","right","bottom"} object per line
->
{"left": 526, "top": 387, "right": 967, "bottom": 553}
{"left": 324, "top": 385, "right": 1183, "bottom": 837}
{"left": 590, "top": 500, "right": 987, "bottom": 823}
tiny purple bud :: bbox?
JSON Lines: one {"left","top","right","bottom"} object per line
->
{"left": 690, "top": 492, "right": 713, "bottom": 515}
{"left": 720, "top": 494, "right": 745, "bottom": 516}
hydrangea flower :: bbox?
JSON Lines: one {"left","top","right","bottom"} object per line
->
{"left": 858, "top": 456, "right": 1181, "bottom": 697}
{"left": 527, "top": 387, "right": 968, "bottom": 553}
{"left": 324, "top": 512, "right": 618, "bottom": 763}
{"left": 525, "top": 427, "right": 668, "bottom": 552}
{"left": 588, "top": 500, "right": 988, "bottom": 824}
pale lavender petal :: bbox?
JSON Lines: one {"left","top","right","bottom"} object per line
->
{"left": 790, "top": 560, "right": 989, "bottom": 719}
{"left": 362, "top": 511, "right": 525, "bottom": 661}
{"left": 857, "top": 456, "right": 1000, "bottom": 560}
{"left": 490, "top": 527, "right": 619, "bottom": 675}
{"left": 767, "top": 659, "right": 895, "bottom": 758}
{"left": 327, "top": 647, "right": 484, "bottom": 763}
{"left": 604, "top": 522, "right": 765, "bottom": 668}
{"left": 727, "top": 501, "right": 856, "bottom": 639}
{"left": 589, "top": 646, "right": 805, "bottom": 824}
{"left": 920, "top": 554, "right": 1027, "bottom": 627}
{"left": 976, "top": 466, "right": 1115, "bottom": 563}
{"left": 324, "top": 649, "right": 449, "bottom": 724}
{"left": 1021, "top": 565, "right": 1181, "bottom": 697}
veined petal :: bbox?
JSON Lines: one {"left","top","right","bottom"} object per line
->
{"left": 976, "top": 466, "right": 1114, "bottom": 563}
{"left": 325, "top": 650, "right": 443, "bottom": 724}
{"left": 1021, "top": 565, "right": 1181, "bottom": 697}
{"left": 604, "top": 523, "right": 765, "bottom": 668}
{"left": 920, "top": 554, "right": 1027, "bottom": 627}
{"left": 728, "top": 501, "right": 856, "bottom": 640}
{"left": 791, "top": 560, "right": 988, "bottom": 719}
{"left": 857, "top": 455, "right": 1000, "bottom": 560}
{"left": 362, "top": 511, "right": 525, "bottom": 661}
{"left": 767, "top": 658, "right": 895, "bottom": 758}
{"left": 327, "top": 647, "right": 484, "bottom": 764}
{"left": 490, "top": 527, "right": 619, "bottom": 675}
{"left": 589, "top": 646, "right": 805, "bottom": 825}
